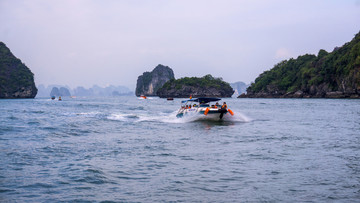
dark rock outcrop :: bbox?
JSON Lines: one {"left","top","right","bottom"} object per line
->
{"left": 135, "top": 64, "right": 175, "bottom": 96}
{"left": 37, "top": 84, "right": 73, "bottom": 97}
{"left": 157, "top": 74, "right": 234, "bottom": 98}
{"left": 50, "top": 87, "right": 60, "bottom": 97}
{"left": 0, "top": 42, "right": 37, "bottom": 98}
{"left": 240, "top": 31, "right": 360, "bottom": 98}
{"left": 50, "top": 87, "right": 71, "bottom": 97}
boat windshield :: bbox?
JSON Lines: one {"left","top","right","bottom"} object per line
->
{"left": 181, "top": 97, "right": 221, "bottom": 108}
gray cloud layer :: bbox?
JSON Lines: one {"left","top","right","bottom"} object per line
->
{"left": 1, "top": 0, "right": 359, "bottom": 89}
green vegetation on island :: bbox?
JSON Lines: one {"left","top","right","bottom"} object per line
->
{"left": 0, "top": 42, "right": 37, "bottom": 98}
{"left": 157, "top": 74, "right": 234, "bottom": 98}
{"left": 242, "top": 31, "right": 360, "bottom": 98}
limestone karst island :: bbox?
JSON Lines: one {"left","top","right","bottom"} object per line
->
{"left": 0, "top": 42, "right": 37, "bottom": 99}
{"left": 135, "top": 64, "right": 175, "bottom": 97}
{"left": 157, "top": 74, "right": 234, "bottom": 98}
{"left": 239, "top": 31, "right": 360, "bottom": 98}
{"left": 135, "top": 64, "right": 234, "bottom": 98}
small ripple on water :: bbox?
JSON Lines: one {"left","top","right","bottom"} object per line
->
{"left": 41, "top": 126, "right": 58, "bottom": 131}
{"left": 116, "top": 175, "right": 150, "bottom": 181}
{"left": 85, "top": 168, "right": 104, "bottom": 174}
{"left": 75, "top": 186, "right": 92, "bottom": 190}
{"left": 27, "top": 110, "right": 46, "bottom": 114}
{"left": 27, "top": 121, "right": 40, "bottom": 125}
{"left": 0, "top": 126, "right": 16, "bottom": 134}
{"left": 72, "top": 170, "right": 113, "bottom": 185}
{"left": 7, "top": 115, "right": 18, "bottom": 120}
{"left": 74, "top": 176, "right": 110, "bottom": 185}
{"left": 158, "top": 153, "right": 175, "bottom": 157}
{"left": 0, "top": 189, "right": 15, "bottom": 193}
{"left": 20, "top": 183, "right": 56, "bottom": 189}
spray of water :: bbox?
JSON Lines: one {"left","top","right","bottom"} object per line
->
{"left": 105, "top": 109, "right": 252, "bottom": 124}
{"left": 139, "top": 110, "right": 252, "bottom": 124}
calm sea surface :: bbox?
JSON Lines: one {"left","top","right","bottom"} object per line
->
{"left": 0, "top": 97, "right": 359, "bottom": 202}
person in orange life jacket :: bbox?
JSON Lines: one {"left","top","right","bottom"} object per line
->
{"left": 221, "top": 102, "right": 227, "bottom": 110}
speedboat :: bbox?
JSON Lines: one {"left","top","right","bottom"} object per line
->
{"left": 176, "top": 97, "right": 234, "bottom": 120}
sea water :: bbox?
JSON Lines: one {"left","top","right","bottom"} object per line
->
{"left": 0, "top": 97, "right": 359, "bottom": 202}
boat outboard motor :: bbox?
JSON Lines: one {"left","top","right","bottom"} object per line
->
{"left": 219, "top": 109, "right": 227, "bottom": 119}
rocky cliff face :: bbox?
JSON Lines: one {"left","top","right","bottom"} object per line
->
{"left": 135, "top": 64, "right": 175, "bottom": 96}
{"left": 0, "top": 42, "right": 37, "bottom": 98}
{"left": 157, "top": 74, "right": 234, "bottom": 98}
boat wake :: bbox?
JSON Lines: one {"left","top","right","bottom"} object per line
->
{"left": 106, "top": 110, "right": 251, "bottom": 124}
{"left": 175, "top": 111, "right": 251, "bottom": 123}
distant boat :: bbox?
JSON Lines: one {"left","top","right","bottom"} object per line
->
{"left": 140, "top": 95, "right": 147, "bottom": 99}
{"left": 167, "top": 97, "right": 174, "bottom": 100}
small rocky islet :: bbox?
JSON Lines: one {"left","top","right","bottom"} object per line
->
{"left": 50, "top": 87, "right": 71, "bottom": 97}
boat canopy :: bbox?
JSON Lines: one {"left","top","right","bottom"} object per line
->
{"left": 181, "top": 97, "right": 221, "bottom": 103}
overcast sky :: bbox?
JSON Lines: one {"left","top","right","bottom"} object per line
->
{"left": 1, "top": 0, "right": 359, "bottom": 89}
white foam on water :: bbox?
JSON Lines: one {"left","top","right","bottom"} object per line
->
{"left": 76, "top": 112, "right": 100, "bottom": 116}
{"left": 160, "top": 111, "right": 198, "bottom": 123}
{"left": 140, "top": 109, "right": 252, "bottom": 124}
{"left": 107, "top": 114, "right": 127, "bottom": 121}
{"left": 135, "top": 111, "right": 175, "bottom": 123}
{"left": 61, "top": 111, "right": 102, "bottom": 118}
{"left": 228, "top": 111, "right": 253, "bottom": 122}
{"left": 158, "top": 110, "right": 253, "bottom": 124}
{"left": 106, "top": 109, "right": 252, "bottom": 124}
{"left": 107, "top": 113, "right": 139, "bottom": 121}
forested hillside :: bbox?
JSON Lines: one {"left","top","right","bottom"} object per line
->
{"left": 243, "top": 31, "right": 360, "bottom": 98}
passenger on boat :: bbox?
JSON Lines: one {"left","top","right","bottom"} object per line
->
{"left": 221, "top": 102, "right": 227, "bottom": 110}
